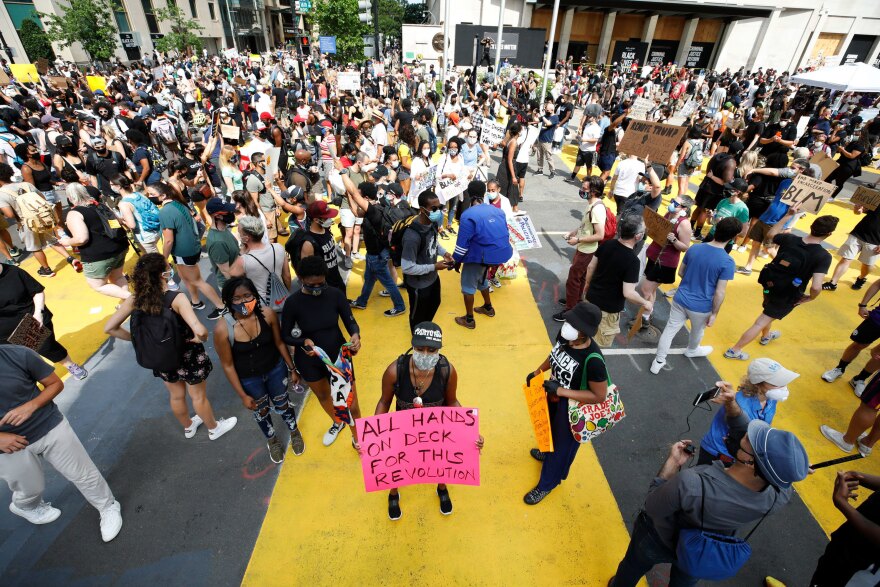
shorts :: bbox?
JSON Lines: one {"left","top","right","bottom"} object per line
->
{"left": 643, "top": 258, "right": 677, "bottom": 284}
{"left": 514, "top": 162, "right": 528, "bottom": 179}
{"left": 319, "top": 159, "right": 335, "bottom": 180}
{"left": 850, "top": 317, "right": 880, "bottom": 345}
{"left": 154, "top": 342, "right": 213, "bottom": 385}
{"left": 174, "top": 253, "right": 201, "bottom": 266}
{"left": 838, "top": 234, "right": 880, "bottom": 266}
{"left": 860, "top": 372, "right": 880, "bottom": 410}
{"left": 21, "top": 226, "right": 57, "bottom": 253}
{"left": 339, "top": 208, "right": 363, "bottom": 228}
{"left": 677, "top": 162, "right": 698, "bottom": 177}
{"left": 598, "top": 153, "right": 616, "bottom": 172}
{"left": 762, "top": 293, "right": 796, "bottom": 320}
{"left": 576, "top": 149, "right": 597, "bottom": 167}
{"left": 460, "top": 263, "right": 490, "bottom": 295}
{"left": 594, "top": 311, "right": 620, "bottom": 347}
{"left": 82, "top": 250, "right": 126, "bottom": 279}
{"left": 261, "top": 208, "right": 279, "bottom": 240}
{"left": 748, "top": 220, "right": 773, "bottom": 245}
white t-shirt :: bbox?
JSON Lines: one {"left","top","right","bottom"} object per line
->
{"left": 371, "top": 124, "right": 388, "bottom": 149}
{"left": 254, "top": 92, "right": 273, "bottom": 116}
{"left": 613, "top": 158, "right": 646, "bottom": 197}
{"left": 516, "top": 125, "right": 539, "bottom": 164}
{"left": 579, "top": 122, "right": 601, "bottom": 152}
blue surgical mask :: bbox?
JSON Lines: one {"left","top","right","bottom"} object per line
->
{"left": 302, "top": 283, "right": 326, "bottom": 296}
{"left": 428, "top": 209, "right": 443, "bottom": 225}
{"left": 637, "top": 182, "right": 645, "bottom": 192}
{"left": 667, "top": 202, "right": 679, "bottom": 213}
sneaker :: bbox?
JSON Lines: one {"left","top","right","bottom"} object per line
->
{"left": 474, "top": 305, "right": 496, "bottom": 318}
{"left": 350, "top": 300, "right": 367, "bottom": 310}
{"left": 534, "top": 169, "right": 544, "bottom": 176}
{"left": 99, "top": 500, "right": 123, "bottom": 542}
{"left": 447, "top": 226, "right": 457, "bottom": 235}
{"left": 529, "top": 448, "right": 546, "bottom": 462}
{"left": 9, "top": 501, "right": 61, "bottom": 525}
{"left": 552, "top": 311, "right": 566, "bottom": 322}
{"left": 289, "top": 427, "right": 305, "bottom": 456}
{"left": 851, "top": 378, "right": 867, "bottom": 398}
{"left": 558, "top": 298, "right": 567, "bottom": 306}
{"left": 208, "top": 417, "right": 237, "bottom": 440}
{"left": 735, "top": 245, "right": 747, "bottom": 253}
{"left": 166, "top": 279, "right": 180, "bottom": 292}
{"left": 649, "top": 358, "right": 665, "bottom": 375}
{"left": 206, "top": 307, "right": 227, "bottom": 320}
{"left": 437, "top": 487, "right": 453, "bottom": 515}
{"left": 548, "top": 171, "right": 556, "bottom": 180}
{"left": 388, "top": 493, "right": 402, "bottom": 521}
{"left": 822, "top": 282, "right": 838, "bottom": 291}
{"left": 184, "top": 415, "right": 203, "bottom": 438}
{"left": 523, "top": 487, "right": 550, "bottom": 505}
{"left": 323, "top": 421, "right": 345, "bottom": 446}
{"left": 379, "top": 290, "right": 391, "bottom": 297}
{"left": 267, "top": 435, "right": 285, "bottom": 463}
{"left": 758, "top": 251, "right": 770, "bottom": 259}
{"left": 724, "top": 348, "right": 750, "bottom": 360}
{"left": 735, "top": 266, "right": 752, "bottom": 276}
{"left": 455, "top": 315, "right": 476, "bottom": 329}
{"left": 1, "top": 257, "right": 18, "bottom": 266}
{"left": 66, "top": 362, "right": 88, "bottom": 380}
{"left": 684, "top": 346, "right": 713, "bottom": 358}
{"left": 858, "top": 438, "right": 873, "bottom": 457}
{"left": 352, "top": 252, "right": 365, "bottom": 261}
{"left": 37, "top": 266, "right": 55, "bottom": 278}
{"left": 191, "top": 301, "right": 206, "bottom": 310}
{"left": 661, "top": 186, "right": 672, "bottom": 196}
{"left": 8, "top": 246, "right": 22, "bottom": 257}
{"left": 67, "top": 257, "right": 83, "bottom": 272}
{"left": 821, "top": 367, "right": 844, "bottom": 383}
{"left": 489, "top": 277, "right": 502, "bottom": 288}
{"left": 661, "top": 288, "right": 677, "bottom": 298}
{"left": 759, "top": 330, "right": 781, "bottom": 345}
{"left": 820, "top": 424, "right": 854, "bottom": 453}
{"left": 384, "top": 308, "right": 406, "bottom": 317}
{"left": 342, "top": 256, "right": 353, "bottom": 270}
{"left": 853, "top": 277, "right": 868, "bottom": 290}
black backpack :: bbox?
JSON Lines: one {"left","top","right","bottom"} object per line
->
{"left": 758, "top": 238, "right": 810, "bottom": 301}
{"left": 130, "top": 305, "right": 184, "bottom": 372}
{"left": 379, "top": 201, "right": 416, "bottom": 247}
{"left": 285, "top": 229, "right": 317, "bottom": 275}
{"left": 93, "top": 201, "right": 128, "bottom": 242}
{"left": 388, "top": 214, "right": 421, "bottom": 267}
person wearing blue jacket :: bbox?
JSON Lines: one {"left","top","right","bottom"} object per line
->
{"left": 452, "top": 181, "right": 513, "bottom": 329}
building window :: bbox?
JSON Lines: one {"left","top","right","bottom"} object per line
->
{"left": 208, "top": 2, "right": 216, "bottom": 19}
{"left": 3, "top": 0, "right": 38, "bottom": 30}
{"left": 110, "top": 0, "right": 131, "bottom": 32}
{"left": 188, "top": 0, "right": 197, "bottom": 17}
{"left": 141, "top": 0, "right": 159, "bottom": 34}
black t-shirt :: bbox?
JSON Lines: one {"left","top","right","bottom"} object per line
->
{"left": 771, "top": 233, "right": 832, "bottom": 285}
{"left": 555, "top": 102, "right": 574, "bottom": 125}
{"left": 742, "top": 120, "right": 765, "bottom": 147}
{"left": 179, "top": 155, "right": 202, "bottom": 180}
{"left": 759, "top": 122, "right": 797, "bottom": 157}
{"left": 598, "top": 126, "right": 617, "bottom": 155}
{"left": 85, "top": 151, "right": 126, "bottom": 196}
{"left": 0, "top": 264, "right": 44, "bottom": 338}
{"left": 285, "top": 229, "right": 346, "bottom": 292}
{"left": 586, "top": 239, "right": 640, "bottom": 313}
{"left": 279, "top": 286, "right": 359, "bottom": 367}
{"left": 839, "top": 140, "right": 864, "bottom": 171}
{"left": 549, "top": 338, "right": 607, "bottom": 390}
{"left": 361, "top": 202, "right": 384, "bottom": 255}
{"left": 393, "top": 110, "right": 413, "bottom": 128}
{"left": 851, "top": 207, "right": 880, "bottom": 245}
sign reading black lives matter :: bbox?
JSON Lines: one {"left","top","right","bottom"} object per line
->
{"left": 618, "top": 120, "right": 688, "bottom": 162}
{"left": 611, "top": 41, "right": 648, "bottom": 71}
{"left": 779, "top": 174, "right": 836, "bottom": 214}
{"left": 483, "top": 32, "right": 519, "bottom": 59}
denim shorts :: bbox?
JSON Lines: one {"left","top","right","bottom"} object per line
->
{"left": 460, "top": 263, "right": 490, "bottom": 295}
{"left": 239, "top": 359, "right": 289, "bottom": 400}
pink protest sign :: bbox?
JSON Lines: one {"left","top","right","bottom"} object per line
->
{"left": 355, "top": 406, "right": 480, "bottom": 492}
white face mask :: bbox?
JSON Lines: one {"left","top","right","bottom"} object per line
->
{"left": 319, "top": 218, "right": 334, "bottom": 228}
{"left": 467, "top": 136, "right": 478, "bottom": 145}
{"left": 390, "top": 161, "right": 400, "bottom": 169}
{"left": 560, "top": 322, "right": 580, "bottom": 341}
{"left": 765, "top": 386, "right": 789, "bottom": 402}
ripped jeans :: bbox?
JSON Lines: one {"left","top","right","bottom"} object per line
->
{"left": 239, "top": 359, "right": 298, "bottom": 439}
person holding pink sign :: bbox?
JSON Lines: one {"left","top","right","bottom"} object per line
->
{"left": 373, "top": 322, "right": 484, "bottom": 520}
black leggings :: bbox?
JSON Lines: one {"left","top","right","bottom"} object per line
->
{"left": 826, "top": 166, "right": 855, "bottom": 198}
{"left": 405, "top": 277, "right": 441, "bottom": 331}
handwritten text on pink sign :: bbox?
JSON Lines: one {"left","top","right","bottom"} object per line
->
{"left": 356, "top": 407, "right": 480, "bottom": 492}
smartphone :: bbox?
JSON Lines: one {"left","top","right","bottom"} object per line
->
{"left": 693, "top": 387, "right": 720, "bottom": 406}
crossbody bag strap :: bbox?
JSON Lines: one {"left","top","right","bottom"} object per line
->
{"left": 743, "top": 486, "right": 779, "bottom": 540}
{"left": 699, "top": 474, "right": 707, "bottom": 532}
{"left": 580, "top": 351, "right": 612, "bottom": 390}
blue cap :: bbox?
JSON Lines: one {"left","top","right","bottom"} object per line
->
{"left": 747, "top": 420, "right": 809, "bottom": 489}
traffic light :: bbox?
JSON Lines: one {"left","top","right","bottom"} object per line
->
{"left": 300, "top": 36, "right": 310, "bottom": 49}
{"left": 358, "top": 0, "right": 372, "bottom": 23}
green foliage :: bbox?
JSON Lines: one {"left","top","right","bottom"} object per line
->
{"left": 40, "top": 0, "right": 118, "bottom": 61}
{"left": 153, "top": 4, "right": 204, "bottom": 55}
{"left": 376, "top": 0, "right": 403, "bottom": 40}
{"left": 403, "top": 2, "right": 427, "bottom": 24}
{"left": 313, "top": 0, "right": 368, "bottom": 64}
{"left": 19, "top": 17, "right": 55, "bottom": 62}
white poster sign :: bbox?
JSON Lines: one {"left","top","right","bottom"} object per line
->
{"left": 338, "top": 72, "right": 361, "bottom": 91}
{"left": 409, "top": 164, "right": 437, "bottom": 200}
{"left": 480, "top": 119, "right": 506, "bottom": 147}
{"left": 436, "top": 175, "right": 469, "bottom": 204}
{"left": 507, "top": 214, "right": 541, "bottom": 251}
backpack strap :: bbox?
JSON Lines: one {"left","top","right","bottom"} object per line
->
{"left": 223, "top": 312, "right": 236, "bottom": 348}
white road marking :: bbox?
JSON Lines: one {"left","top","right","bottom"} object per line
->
{"left": 601, "top": 347, "right": 697, "bottom": 356}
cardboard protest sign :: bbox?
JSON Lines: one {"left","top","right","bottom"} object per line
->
{"left": 409, "top": 164, "right": 436, "bottom": 200}
{"left": 10, "top": 64, "right": 39, "bottom": 84}
{"left": 86, "top": 75, "right": 108, "bottom": 93}
{"left": 507, "top": 213, "right": 541, "bottom": 250}
{"left": 47, "top": 76, "right": 68, "bottom": 89}
{"left": 0, "top": 70, "right": 9, "bottom": 86}
{"left": 480, "top": 119, "right": 506, "bottom": 147}
{"left": 35, "top": 58, "right": 49, "bottom": 75}
{"left": 220, "top": 124, "right": 240, "bottom": 141}
{"left": 233, "top": 76, "right": 247, "bottom": 85}
{"left": 810, "top": 151, "right": 839, "bottom": 181}
{"left": 523, "top": 372, "right": 553, "bottom": 452}
{"left": 618, "top": 120, "right": 687, "bottom": 162}
{"left": 356, "top": 407, "right": 481, "bottom": 492}
{"left": 642, "top": 207, "right": 674, "bottom": 246}
{"left": 436, "top": 175, "right": 469, "bottom": 204}
{"left": 851, "top": 186, "right": 880, "bottom": 211}
{"left": 629, "top": 97, "right": 653, "bottom": 120}
{"left": 337, "top": 72, "right": 361, "bottom": 91}
{"left": 779, "top": 174, "right": 836, "bottom": 214}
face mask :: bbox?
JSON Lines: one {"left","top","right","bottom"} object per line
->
{"left": 422, "top": 149, "right": 430, "bottom": 157}
{"left": 390, "top": 161, "right": 400, "bottom": 169}
{"left": 779, "top": 121, "right": 788, "bottom": 127}
{"left": 637, "top": 182, "right": 645, "bottom": 192}
{"left": 302, "top": 283, "right": 326, "bottom": 296}
{"left": 232, "top": 298, "right": 258, "bottom": 316}
{"left": 488, "top": 191, "right": 499, "bottom": 201}
{"left": 412, "top": 350, "right": 440, "bottom": 371}
{"left": 467, "top": 137, "right": 477, "bottom": 145}
{"left": 319, "top": 218, "right": 334, "bottom": 228}
{"left": 765, "top": 386, "right": 789, "bottom": 402}
{"left": 578, "top": 189, "right": 589, "bottom": 200}
{"left": 560, "top": 322, "right": 581, "bottom": 341}
{"left": 427, "top": 209, "right": 444, "bottom": 225}
{"left": 667, "top": 202, "right": 680, "bottom": 214}
{"left": 448, "top": 148, "right": 459, "bottom": 157}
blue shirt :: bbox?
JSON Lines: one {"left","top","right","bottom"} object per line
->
{"left": 538, "top": 114, "right": 558, "bottom": 143}
{"left": 701, "top": 393, "right": 777, "bottom": 459}
{"left": 674, "top": 244, "right": 735, "bottom": 313}
{"left": 460, "top": 142, "right": 481, "bottom": 167}
{"left": 758, "top": 178, "right": 793, "bottom": 226}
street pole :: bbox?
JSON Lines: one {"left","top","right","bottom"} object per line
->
{"left": 471, "top": 35, "right": 479, "bottom": 95}
{"left": 493, "top": 0, "right": 505, "bottom": 78}
{"left": 441, "top": 0, "right": 450, "bottom": 94}
{"left": 539, "top": 0, "right": 560, "bottom": 102}
{"left": 372, "top": 0, "right": 380, "bottom": 61}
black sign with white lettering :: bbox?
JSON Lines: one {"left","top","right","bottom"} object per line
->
{"left": 646, "top": 41, "right": 678, "bottom": 67}
{"left": 120, "top": 33, "right": 138, "bottom": 49}
{"left": 684, "top": 43, "right": 713, "bottom": 69}
{"left": 611, "top": 41, "right": 648, "bottom": 70}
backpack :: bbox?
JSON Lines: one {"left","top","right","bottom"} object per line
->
{"left": 589, "top": 201, "right": 617, "bottom": 244}
{"left": 241, "top": 169, "right": 266, "bottom": 194}
{"left": 393, "top": 350, "right": 450, "bottom": 406}
{"left": 859, "top": 149, "right": 873, "bottom": 167}
{"left": 2, "top": 186, "right": 55, "bottom": 232}
{"left": 92, "top": 201, "right": 128, "bottom": 242}
{"left": 246, "top": 245, "right": 289, "bottom": 312}
{"left": 130, "top": 303, "right": 184, "bottom": 372}
{"left": 618, "top": 191, "right": 656, "bottom": 227}
{"left": 388, "top": 214, "right": 421, "bottom": 267}
{"left": 757, "top": 237, "right": 810, "bottom": 301}
{"left": 685, "top": 139, "right": 704, "bottom": 168}
{"left": 124, "top": 193, "right": 160, "bottom": 233}
{"left": 379, "top": 201, "right": 417, "bottom": 248}
{"left": 146, "top": 146, "right": 168, "bottom": 174}
{"left": 285, "top": 229, "right": 317, "bottom": 275}
{"left": 155, "top": 118, "right": 178, "bottom": 144}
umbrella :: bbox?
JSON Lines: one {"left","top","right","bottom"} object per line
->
{"left": 790, "top": 62, "right": 880, "bottom": 93}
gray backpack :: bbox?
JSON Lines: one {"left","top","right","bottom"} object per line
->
{"left": 246, "top": 246, "right": 289, "bottom": 313}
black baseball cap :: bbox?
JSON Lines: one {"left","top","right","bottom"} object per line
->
{"left": 206, "top": 197, "right": 236, "bottom": 216}
{"left": 412, "top": 321, "right": 442, "bottom": 349}
{"left": 724, "top": 178, "right": 749, "bottom": 193}
{"left": 385, "top": 182, "right": 403, "bottom": 197}
{"left": 282, "top": 185, "right": 306, "bottom": 203}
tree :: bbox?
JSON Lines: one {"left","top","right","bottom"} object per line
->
{"left": 377, "top": 0, "right": 404, "bottom": 41}
{"left": 153, "top": 4, "right": 204, "bottom": 56}
{"left": 40, "top": 0, "right": 118, "bottom": 62}
{"left": 403, "top": 2, "right": 427, "bottom": 24}
{"left": 313, "top": 0, "right": 368, "bottom": 64}
{"left": 19, "top": 17, "right": 55, "bottom": 62}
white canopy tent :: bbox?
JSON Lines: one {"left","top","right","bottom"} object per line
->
{"left": 790, "top": 62, "right": 880, "bottom": 93}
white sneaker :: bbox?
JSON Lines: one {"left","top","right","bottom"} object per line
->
{"left": 184, "top": 415, "right": 203, "bottom": 439}
{"left": 649, "top": 358, "right": 665, "bottom": 375}
{"left": 208, "top": 417, "right": 238, "bottom": 440}
{"left": 323, "top": 421, "right": 345, "bottom": 446}
{"left": 9, "top": 501, "right": 61, "bottom": 525}
{"left": 820, "top": 425, "right": 854, "bottom": 453}
{"left": 352, "top": 252, "right": 365, "bottom": 261}
{"left": 735, "top": 245, "right": 747, "bottom": 253}
{"left": 822, "top": 367, "right": 844, "bottom": 383}
{"left": 684, "top": 346, "right": 713, "bottom": 358}
{"left": 167, "top": 279, "right": 179, "bottom": 292}
{"left": 661, "top": 288, "right": 677, "bottom": 298}
{"left": 851, "top": 378, "right": 867, "bottom": 398}
{"left": 858, "top": 439, "right": 873, "bottom": 456}
{"left": 99, "top": 500, "right": 122, "bottom": 542}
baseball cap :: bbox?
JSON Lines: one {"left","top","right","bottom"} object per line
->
{"left": 307, "top": 200, "right": 338, "bottom": 220}
{"left": 282, "top": 185, "right": 305, "bottom": 203}
{"left": 218, "top": 107, "right": 229, "bottom": 114}
{"left": 561, "top": 302, "right": 601, "bottom": 339}
{"left": 259, "top": 111, "right": 273, "bottom": 121}
{"left": 412, "top": 321, "right": 443, "bottom": 349}
{"left": 91, "top": 137, "right": 106, "bottom": 147}
{"left": 371, "top": 166, "right": 389, "bottom": 180}
{"left": 206, "top": 197, "right": 236, "bottom": 216}
{"left": 40, "top": 114, "right": 59, "bottom": 125}
{"left": 639, "top": 163, "right": 668, "bottom": 182}
{"left": 747, "top": 420, "right": 809, "bottom": 489}
{"left": 724, "top": 178, "right": 749, "bottom": 193}
{"left": 747, "top": 358, "right": 799, "bottom": 387}
{"left": 385, "top": 183, "right": 403, "bottom": 197}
